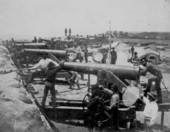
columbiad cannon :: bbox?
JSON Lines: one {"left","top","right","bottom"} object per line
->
{"left": 14, "top": 43, "right": 47, "bottom": 47}
{"left": 61, "top": 62, "right": 139, "bottom": 81}
{"left": 23, "top": 48, "right": 82, "bottom": 62}
{"left": 49, "top": 53, "right": 140, "bottom": 101}
{"left": 24, "top": 48, "right": 66, "bottom": 57}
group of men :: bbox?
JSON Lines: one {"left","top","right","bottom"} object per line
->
{"left": 128, "top": 45, "right": 139, "bottom": 64}
{"left": 129, "top": 45, "right": 162, "bottom": 103}
{"left": 66, "top": 42, "right": 85, "bottom": 62}
{"left": 102, "top": 47, "right": 117, "bottom": 64}
{"left": 133, "top": 45, "right": 163, "bottom": 131}
{"left": 25, "top": 43, "right": 164, "bottom": 131}
{"left": 104, "top": 45, "right": 163, "bottom": 130}
{"left": 106, "top": 55, "right": 162, "bottom": 131}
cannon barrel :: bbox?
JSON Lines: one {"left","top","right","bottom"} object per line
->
{"left": 62, "top": 62, "right": 140, "bottom": 80}
{"left": 14, "top": 41, "right": 33, "bottom": 43}
{"left": 24, "top": 49, "right": 66, "bottom": 56}
{"left": 40, "top": 38, "right": 51, "bottom": 41}
{"left": 15, "top": 43, "right": 46, "bottom": 46}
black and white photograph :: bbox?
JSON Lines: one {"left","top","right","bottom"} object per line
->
{"left": 0, "top": 0, "right": 170, "bottom": 131}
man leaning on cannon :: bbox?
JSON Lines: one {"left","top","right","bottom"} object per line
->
{"left": 25, "top": 53, "right": 59, "bottom": 85}
{"left": 41, "top": 62, "right": 61, "bottom": 107}
{"left": 140, "top": 58, "right": 162, "bottom": 103}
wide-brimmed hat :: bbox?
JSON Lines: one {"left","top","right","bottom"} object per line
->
{"left": 147, "top": 92, "right": 158, "bottom": 100}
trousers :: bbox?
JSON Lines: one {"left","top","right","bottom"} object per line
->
{"left": 147, "top": 76, "right": 162, "bottom": 103}
{"left": 41, "top": 83, "right": 56, "bottom": 107}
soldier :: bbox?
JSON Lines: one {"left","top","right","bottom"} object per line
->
{"left": 131, "top": 46, "right": 134, "bottom": 57}
{"left": 65, "top": 28, "right": 67, "bottom": 36}
{"left": 69, "top": 28, "right": 71, "bottom": 36}
{"left": 106, "top": 85, "right": 120, "bottom": 130}
{"left": 68, "top": 71, "right": 80, "bottom": 89}
{"left": 26, "top": 53, "right": 58, "bottom": 85}
{"left": 111, "top": 47, "right": 117, "bottom": 64}
{"left": 84, "top": 44, "right": 88, "bottom": 63}
{"left": 73, "top": 43, "right": 84, "bottom": 79}
{"left": 109, "top": 86, "right": 120, "bottom": 109}
{"left": 41, "top": 62, "right": 61, "bottom": 107}
{"left": 140, "top": 58, "right": 162, "bottom": 103}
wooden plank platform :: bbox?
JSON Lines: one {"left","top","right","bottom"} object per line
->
{"left": 49, "top": 100, "right": 85, "bottom": 107}
{"left": 43, "top": 106, "right": 86, "bottom": 121}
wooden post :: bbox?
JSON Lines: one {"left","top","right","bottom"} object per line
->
{"left": 161, "top": 110, "right": 164, "bottom": 129}
{"left": 87, "top": 35, "right": 91, "bottom": 92}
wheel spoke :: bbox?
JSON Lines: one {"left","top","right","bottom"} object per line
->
{"left": 103, "top": 110, "right": 111, "bottom": 119}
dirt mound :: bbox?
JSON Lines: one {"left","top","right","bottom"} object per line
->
{"left": 0, "top": 98, "right": 47, "bottom": 132}
{"left": 0, "top": 45, "right": 50, "bottom": 132}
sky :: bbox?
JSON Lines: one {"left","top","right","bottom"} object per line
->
{"left": 0, "top": 0, "right": 170, "bottom": 39}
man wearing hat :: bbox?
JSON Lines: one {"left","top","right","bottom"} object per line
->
{"left": 140, "top": 58, "right": 162, "bottom": 103}
{"left": 141, "top": 91, "right": 158, "bottom": 132}
{"left": 41, "top": 62, "right": 61, "bottom": 107}
{"left": 26, "top": 53, "right": 59, "bottom": 84}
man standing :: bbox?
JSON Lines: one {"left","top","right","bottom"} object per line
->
{"left": 109, "top": 86, "right": 120, "bottom": 130}
{"left": 41, "top": 62, "right": 61, "bottom": 107}
{"left": 140, "top": 58, "right": 162, "bottom": 103}
{"left": 109, "top": 86, "right": 119, "bottom": 109}
{"left": 26, "top": 53, "right": 58, "bottom": 84}
{"left": 73, "top": 43, "right": 84, "bottom": 79}
{"left": 131, "top": 46, "right": 134, "bottom": 57}
{"left": 111, "top": 47, "right": 117, "bottom": 64}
